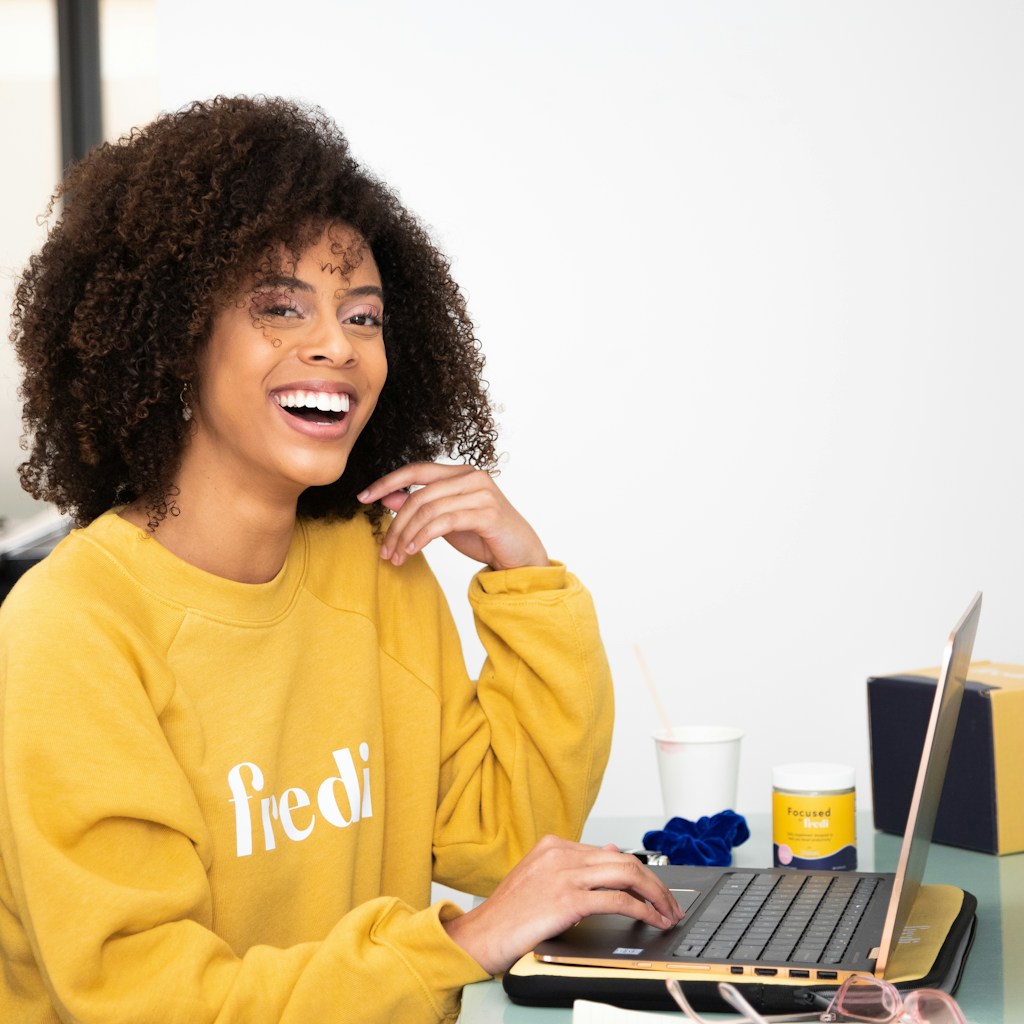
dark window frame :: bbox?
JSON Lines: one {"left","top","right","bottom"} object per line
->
{"left": 56, "top": 0, "right": 102, "bottom": 171}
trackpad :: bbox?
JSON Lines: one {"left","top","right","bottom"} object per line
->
{"left": 671, "top": 888, "right": 701, "bottom": 915}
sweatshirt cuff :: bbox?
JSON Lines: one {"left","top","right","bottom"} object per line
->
{"left": 471, "top": 561, "right": 568, "bottom": 597}
{"left": 371, "top": 900, "right": 491, "bottom": 1022}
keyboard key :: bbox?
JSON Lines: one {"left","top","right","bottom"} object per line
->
{"left": 699, "top": 894, "right": 741, "bottom": 923}
{"left": 702, "top": 941, "right": 738, "bottom": 958}
{"left": 732, "top": 943, "right": 766, "bottom": 960}
{"left": 792, "top": 944, "right": 825, "bottom": 962}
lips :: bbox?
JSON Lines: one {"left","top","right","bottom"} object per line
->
{"left": 266, "top": 384, "right": 360, "bottom": 442}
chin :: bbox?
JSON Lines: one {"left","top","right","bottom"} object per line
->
{"left": 274, "top": 440, "right": 361, "bottom": 496}
{"left": 291, "top": 473, "right": 346, "bottom": 494}
{"left": 295, "top": 460, "right": 352, "bottom": 491}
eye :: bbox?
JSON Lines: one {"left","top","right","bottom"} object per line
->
{"left": 342, "top": 305, "right": 383, "bottom": 329}
{"left": 252, "top": 292, "right": 304, "bottom": 319}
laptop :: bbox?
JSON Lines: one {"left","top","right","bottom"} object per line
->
{"left": 533, "top": 592, "right": 982, "bottom": 986}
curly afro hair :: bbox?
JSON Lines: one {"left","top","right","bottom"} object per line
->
{"left": 10, "top": 95, "right": 498, "bottom": 526}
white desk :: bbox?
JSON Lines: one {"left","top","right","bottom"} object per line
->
{"left": 459, "top": 813, "right": 1022, "bottom": 1022}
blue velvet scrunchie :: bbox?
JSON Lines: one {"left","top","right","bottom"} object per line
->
{"left": 642, "top": 810, "right": 750, "bottom": 867}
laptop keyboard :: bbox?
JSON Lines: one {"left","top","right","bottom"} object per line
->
{"left": 672, "top": 872, "right": 880, "bottom": 965}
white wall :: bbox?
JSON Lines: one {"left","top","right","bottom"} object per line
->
{"left": 159, "top": 0, "right": 1022, "bottom": 819}
{"left": 0, "top": 0, "right": 160, "bottom": 526}
{"left": 0, "top": 0, "right": 60, "bottom": 524}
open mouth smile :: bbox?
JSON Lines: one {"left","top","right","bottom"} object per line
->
{"left": 272, "top": 389, "right": 351, "bottom": 424}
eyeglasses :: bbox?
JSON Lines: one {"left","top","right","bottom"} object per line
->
{"left": 665, "top": 974, "right": 967, "bottom": 1024}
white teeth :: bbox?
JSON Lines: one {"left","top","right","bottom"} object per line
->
{"left": 274, "top": 390, "right": 350, "bottom": 413}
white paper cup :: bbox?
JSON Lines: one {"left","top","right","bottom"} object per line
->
{"left": 653, "top": 726, "right": 743, "bottom": 820}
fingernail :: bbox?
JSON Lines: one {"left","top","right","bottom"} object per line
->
{"left": 357, "top": 490, "right": 369, "bottom": 502}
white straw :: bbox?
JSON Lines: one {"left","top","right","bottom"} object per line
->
{"left": 633, "top": 643, "right": 673, "bottom": 737}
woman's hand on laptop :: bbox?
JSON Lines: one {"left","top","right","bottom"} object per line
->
{"left": 441, "top": 834, "right": 684, "bottom": 976}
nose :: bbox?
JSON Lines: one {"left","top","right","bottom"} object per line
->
{"left": 298, "top": 319, "right": 358, "bottom": 367}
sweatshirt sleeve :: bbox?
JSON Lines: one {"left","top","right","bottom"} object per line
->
{"left": 430, "top": 561, "right": 615, "bottom": 895}
{"left": 0, "top": 584, "right": 488, "bottom": 1024}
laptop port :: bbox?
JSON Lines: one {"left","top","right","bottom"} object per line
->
{"left": 754, "top": 968, "right": 777, "bottom": 977}
{"left": 789, "top": 969, "right": 811, "bottom": 979}
{"left": 730, "top": 966, "right": 744, "bottom": 975}
{"left": 817, "top": 971, "right": 839, "bottom": 980}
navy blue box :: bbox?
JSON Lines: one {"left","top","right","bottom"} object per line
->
{"left": 867, "top": 662, "right": 1024, "bottom": 855}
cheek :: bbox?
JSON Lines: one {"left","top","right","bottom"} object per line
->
{"left": 203, "top": 345, "right": 272, "bottom": 398}
{"left": 369, "top": 346, "right": 389, "bottom": 393}
{"left": 357, "top": 361, "right": 388, "bottom": 426}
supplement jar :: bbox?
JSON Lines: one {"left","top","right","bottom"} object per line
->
{"left": 772, "top": 762, "right": 856, "bottom": 871}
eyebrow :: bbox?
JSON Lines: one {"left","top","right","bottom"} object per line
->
{"left": 344, "top": 285, "right": 385, "bottom": 302}
{"left": 261, "top": 275, "right": 384, "bottom": 302}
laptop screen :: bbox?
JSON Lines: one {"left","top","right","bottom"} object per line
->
{"left": 874, "top": 592, "right": 981, "bottom": 975}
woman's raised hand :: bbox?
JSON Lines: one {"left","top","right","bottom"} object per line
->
{"left": 357, "top": 463, "right": 548, "bottom": 571}
{"left": 441, "top": 835, "right": 684, "bottom": 977}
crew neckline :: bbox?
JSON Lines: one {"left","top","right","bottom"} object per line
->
{"left": 80, "top": 510, "right": 310, "bottom": 624}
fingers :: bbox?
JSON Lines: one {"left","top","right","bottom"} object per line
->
{"left": 358, "top": 462, "right": 548, "bottom": 570}
{"left": 576, "top": 855, "right": 683, "bottom": 929}
{"left": 378, "top": 490, "right": 410, "bottom": 514}
{"left": 511, "top": 836, "right": 683, "bottom": 928}
{"left": 357, "top": 462, "right": 473, "bottom": 507}
{"left": 594, "top": 844, "right": 683, "bottom": 925}
{"left": 386, "top": 480, "right": 495, "bottom": 564}
{"left": 442, "top": 836, "right": 684, "bottom": 976}
{"left": 380, "top": 485, "right": 487, "bottom": 558}
{"left": 358, "top": 464, "right": 485, "bottom": 558}
{"left": 566, "top": 880, "right": 678, "bottom": 930}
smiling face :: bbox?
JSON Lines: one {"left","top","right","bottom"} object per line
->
{"left": 180, "top": 225, "right": 388, "bottom": 509}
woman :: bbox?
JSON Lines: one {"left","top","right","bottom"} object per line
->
{"left": 0, "top": 96, "right": 680, "bottom": 1023}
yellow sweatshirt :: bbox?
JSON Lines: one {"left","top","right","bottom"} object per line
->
{"left": 0, "top": 510, "right": 613, "bottom": 1023}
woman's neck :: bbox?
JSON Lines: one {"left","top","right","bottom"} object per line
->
{"left": 121, "top": 487, "right": 299, "bottom": 584}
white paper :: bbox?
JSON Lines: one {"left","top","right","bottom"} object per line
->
{"left": 572, "top": 999, "right": 680, "bottom": 1022}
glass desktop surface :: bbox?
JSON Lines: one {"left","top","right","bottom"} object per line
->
{"left": 458, "top": 813, "right": 1021, "bottom": 1023}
